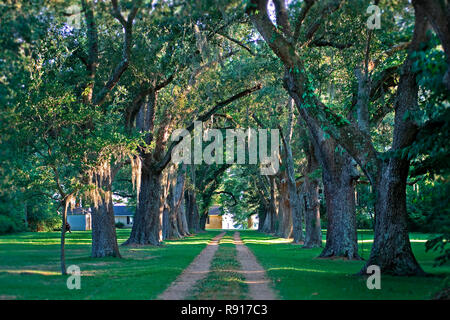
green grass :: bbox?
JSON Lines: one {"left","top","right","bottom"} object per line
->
{"left": 240, "top": 230, "right": 450, "bottom": 300}
{"left": 0, "top": 229, "right": 222, "bottom": 299}
{"left": 1, "top": 229, "right": 448, "bottom": 300}
{"left": 188, "top": 232, "right": 247, "bottom": 300}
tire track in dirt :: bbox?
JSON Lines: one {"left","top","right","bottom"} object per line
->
{"left": 234, "top": 232, "right": 278, "bottom": 300}
{"left": 157, "top": 232, "right": 226, "bottom": 300}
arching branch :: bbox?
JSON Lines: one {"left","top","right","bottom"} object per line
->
{"left": 213, "top": 191, "right": 237, "bottom": 207}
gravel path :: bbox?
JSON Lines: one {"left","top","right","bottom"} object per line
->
{"left": 157, "top": 232, "right": 226, "bottom": 300}
{"left": 234, "top": 232, "right": 278, "bottom": 300}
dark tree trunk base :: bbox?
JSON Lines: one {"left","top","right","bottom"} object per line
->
{"left": 357, "top": 159, "right": 427, "bottom": 276}
{"left": 318, "top": 152, "right": 360, "bottom": 261}
{"left": 303, "top": 243, "right": 322, "bottom": 249}
{"left": 124, "top": 168, "right": 163, "bottom": 247}
{"left": 318, "top": 250, "right": 362, "bottom": 260}
{"left": 91, "top": 202, "right": 122, "bottom": 258}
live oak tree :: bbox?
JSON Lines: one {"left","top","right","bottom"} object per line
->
{"left": 247, "top": 0, "right": 362, "bottom": 260}
{"left": 0, "top": 0, "right": 127, "bottom": 270}
{"left": 66, "top": 0, "right": 143, "bottom": 258}
{"left": 246, "top": 0, "right": 449, "bottom": 274}
{"left": 1, "top": 0, "right": 448, "bottom": 280}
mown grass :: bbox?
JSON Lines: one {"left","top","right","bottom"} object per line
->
{"left": 0, "top": 229, "right": 221, "bottom": 300}
{"left": 1, "top": 229, "right": 448, "bottom": 300}
{"left": 188, "top": 232, "right": 247, "bottom": 300}
{"left": 240, "top": 230, "right": 450, "bottom": 300}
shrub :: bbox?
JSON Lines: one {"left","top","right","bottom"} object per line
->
{"left": 356, "top": 210, "right": 373, "bottom": 229}
{"left": 0, "top": 215, "right": 20, "bottom": 234}
{"left": 115, "top": 222, "right": 125, "bottom": 229}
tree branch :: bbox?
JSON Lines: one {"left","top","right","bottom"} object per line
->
{"left": 216, "top": 32, "right": 255, "bottom": 55}
{"left": 310, "top": 39, "right": 352, "bottom": 49}
{"left": 273, "top": 0, "right": 292, "bottom": 37}
{"left": 213, "top": 191, "right": 237, "bottom": 207}
{"left": 299, "top": 0, "right": 343, "bottom": 48}
{"left": 93, "top": 0, "right": 142, "bottom": 106}
{"left": 247, "top": 0, "right": 297, "bottom": 67}
{"left": 293, "top": 0, "right": 316, "bottom": 43}
{"left": 155, "top": 83, "right": 262, "bottom": 172}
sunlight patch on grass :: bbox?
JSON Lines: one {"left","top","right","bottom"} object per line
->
{"left": 162, "top": 240, "right": 210, "bottom": 245}
{"left": 242, "top": 238, "right": 293, "bottom": 245}
{"left": 357, "top": 239, "right": 427, "bottom": 243}
{"left": 268, "top": 267, "right": 330, "bottom": 274}
{"left": 0, "top": 269, "right": 60, "bottom": 276}
{"left": 0, "top": 230, "right": 222, "bottom": 299}
{"left": 240, "top": 230, "right": 449, "bottom": 300}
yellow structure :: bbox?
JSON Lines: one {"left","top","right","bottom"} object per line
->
{"left": 205, "top": 206, "right": 222, "bottom": 229}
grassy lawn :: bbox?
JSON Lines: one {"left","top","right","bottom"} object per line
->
{"left": 189, "top": 232, "right": 247, "bottom": 300}
{"left": 240, "top": 230, "right": 450, "bottom": 300}
{"left": 0, "top": 229, "right": 221, "bottom": 300}
{"left": 1, "top": 229, "right": 448, "bottom": 300}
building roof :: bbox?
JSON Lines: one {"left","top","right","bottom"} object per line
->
{"left": 67, "top": 205, "right": 134, "bottom": 216}
{"left": 114, "top": 205, "right": 134, "bottom": 216}
{"left": 208, "top": 206, "right": 221, "bottom": 216}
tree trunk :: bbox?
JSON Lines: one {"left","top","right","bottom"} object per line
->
{"left": 255, "top": 176, "right": 270, "bottom": 233}
{"left": 360, "top": 159, "right": 425, "bottom": 275}
{"left": 90, "top": 193, "right": 121, "bottom": 257}
{"left": 124, "top": 167, "right": 163, "bottom": 246}
{"left": 186, "top": 166, "right": 200, "bottom": 232}
{"left": 358, "top": 12, "right": 427, "bottom": 274}
{"left": 166, "top": 166, "right": 186, "bottom": 239}
{"left": 185, "top": 189, "right": 200, "bottom": 233}
{"left": 319, "top": 151, "right": 360, "bottom": 259}
{"left": 276, "top": 176, "right": 293, "bottom": 239}
{"left": 261, "top": 205, "right": 272, "bottom": 233}
{"left": 162, "top": 168, "right": 182, "bottom": 240}
{"left": 359, "top": 159, "right": 425, "bottom": 275}
{"left": 175, "top": 165, "right": 190, "bottom": 236}
{"left": 248, "top": 0, "right": 427, "bottom": 275}
{"left": 288, "top": 178, "right": 303, "bottom": 243}
{"left": 60, "top": 198, "right": 68, "bottom": 275}
{"left": 285, "top": 75, "right": 360, "bottom": 259}
{"left": 258, "top": 210, "right": 266, "bottom": 232}
{"left": 185, "top": 189, "right": 191, "bottom": 229}
{"left": 280, "top": 100, "right": 304, "bottom": 243}
{"left": 177, "top": 197, "right": 190, "bottom": 236}
{"left": 301, "top": 176, "right": 322, "bottom": 248}
{"left": 161, "top": 172, "right": 170, "bottom": 240}
{"left": 199, "top": 213, "right": 207, "bottom": 231}
{"left": 90, "top": 166, "right": 121, "bottom": 258}
{"left": 261, "top": 176, "right": 276, "bottom": 233}
{"left": 359, "top": 7, "right": 429, "bottom": 275}
{"left": 274, "top": 181, "right": 282, "bottom": 236}
{"left": 162, "top": 206, "right": 169, "bottom": 240}
{"left": 124, "top": 89, "right": 168, "bottom": 246}
{"left": 301, "top": 142, "right": 322, "bottom": 248}
{"left": 261, "top": 210, "right": 272, "bottom": 233}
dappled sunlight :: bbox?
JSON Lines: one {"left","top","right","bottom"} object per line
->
{"left": 268, "top": 267, "right": 330, "bottom": 274}
{"left": 0, "top": 269, "right": 60, "bottom": 276}
{"left": 223, "top": 276, "right": 246, "bottom": 283}
{"left": 243, "top": 279, "right": 270, "bottom": 284}
{"left": 0, "top": 228, "right": 447, "bottom": 299}
{"left": 218, "top": 239, "right": 235, "bottom": 245}
{"left": 0, "top": 240, "right": 92, "bottom": 246}
{"left": 243, "top": 238, "right": 293, "bottom": 245}
{"left": 165, "top": 240, "right": 211, "bottom": 246}
{"left": 357, "top": 239, "right": 427, "bottom": 243}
